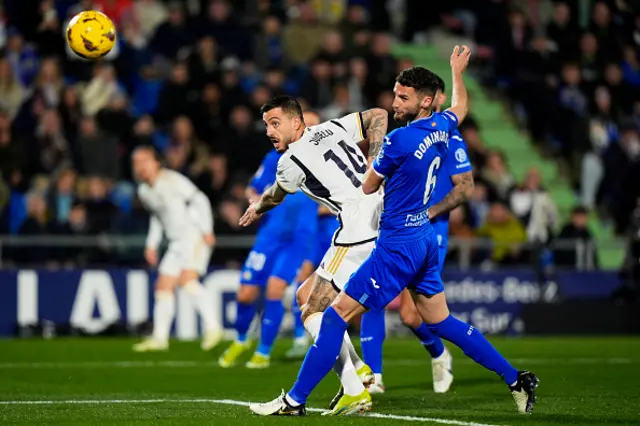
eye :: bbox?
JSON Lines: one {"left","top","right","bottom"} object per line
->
{"left": 273, "top": 122, "right": 279, "bottom": 128}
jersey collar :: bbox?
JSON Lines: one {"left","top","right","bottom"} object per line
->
{"left": 407, "top": 112, "right": 434, "bottom": 126}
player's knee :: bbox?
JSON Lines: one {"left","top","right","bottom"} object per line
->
{"left": 399, "top": 307, "right": 422, "bottom": 329}
{"left": 155, "top": 275, "right": 177, "bottom": 292}
{"left": 237, "top": 285, "right": 259, "bottom": 304}
{"left": 178, "top": 270, "right": 199, "bottom": 286}
{"left": 265, "top": 277, "right": 287, "bottom": 300}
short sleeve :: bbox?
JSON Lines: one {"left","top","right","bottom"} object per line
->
{"left": 440, "top": 110, "right": 459, "bottom": 132}
{"left": 250, "top": 151, "right": 278, "bottom": 193}
{"left": 446, "top": 132, "right": 472, "bottom": 175}
{"left": 276, "top": 155, "right": 305, "bottom": 194}
{"left": 331, "top": 112, "right": 366, "bottom": 144}
{"left": 372, "top": 132, "right": 403, "bottom": 178}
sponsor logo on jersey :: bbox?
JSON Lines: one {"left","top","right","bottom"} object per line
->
{"left": 309, "top": 129, "right": 334, "bottom": 145}
{"left": 405, "top": 209, "right": 430, "bottom": 227}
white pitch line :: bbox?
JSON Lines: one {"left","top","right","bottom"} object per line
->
{"left": 0, "top": 357, "right": 633, "bottom": 369}
{"left": 0, "top": 398, "right": 504, "bottom": 426}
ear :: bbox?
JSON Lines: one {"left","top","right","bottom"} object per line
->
{"left": 420, "top": 95, "right": 433, "bottom": 110}
{"left": 292, "top": 115, "right": 302, "bottom": 130}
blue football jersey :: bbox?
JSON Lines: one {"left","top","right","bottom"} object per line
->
{"left": 428, "top": 129, "right": 472, "bottom": 248}
{"left": 372, "top": 111, "right": 459, "bottom": 242}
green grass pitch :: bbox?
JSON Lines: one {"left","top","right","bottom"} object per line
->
{"left": 0, "top": 337, "right": 639, "bottom": 425}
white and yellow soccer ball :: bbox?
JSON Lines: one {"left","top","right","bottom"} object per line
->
{"left": 66, "top": 11, "right": 116, "bottom": 60}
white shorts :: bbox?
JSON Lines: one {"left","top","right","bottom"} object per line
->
{"left": 316, "top": 240, "right": 376, "bottom": 291}
{"left": 332, "top": 192, "right": 383, "bottom": 246}
{"left": 158, "top": 236, "right": 211, "bottom": 277}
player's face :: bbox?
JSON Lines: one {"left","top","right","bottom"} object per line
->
{"left": 263, "top": 108, "right": 301, "bottom": 153}
{"left": 392, "top": 82, "right": 433, "bottom": 124}
{"left": 132, "top": 150, "right": 159, "bottom": 182}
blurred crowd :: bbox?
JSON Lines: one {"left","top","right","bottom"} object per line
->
{"left": 442, "top": 0, "right": 640, "bottom": 235}
{"left": 0, "top": 0, "right": 615, "bottom": 270}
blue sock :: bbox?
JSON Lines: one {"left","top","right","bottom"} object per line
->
{"left": 235, "top": 301, "right": 255, "bottom": 343}
{"left": 288, "top": 307, "right": 348, "bottom": 405}
{"left": 257, "top": 299, "right": 285, "bottom": 356}
{"left": 360, "top": 309, "right": 385, "bottom": 374}
{"left": 292, "top": 284, "right": 306, "bottom": 340}
{"left": 410, "top": 323, "right": 445, "bottom": 358}
{"left": 428, "top": 315, "right": 518, "bottom": 385}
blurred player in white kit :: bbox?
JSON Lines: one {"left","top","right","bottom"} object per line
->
{"left": 131, "top": 146, "right": 223, "bottom": 352}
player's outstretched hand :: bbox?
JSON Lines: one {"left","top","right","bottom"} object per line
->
{"left": 239, "top": 202, "right": 263, "bottom": 227}
{"left": 144, "top": 248, "right": 158, "bottom": 266}
{"left": 450, "top": 45, "right": 471, "bottom": 75}
{"left": 204, "top": 233, "right": 216, "bottom": 247}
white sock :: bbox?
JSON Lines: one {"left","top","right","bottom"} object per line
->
{"left": 152, "top": 290, "right": 175, "bottom": 343}
{"left": 184, "top": 280, "right": 220, "bottom": 333}
{"left": 374, "top": 373, "right": 383, "bottom": 384}
{"left": 304, "top": 313, "right": 365, "bottom": 396}
{"left": 343, "top": 334, "right": 366, "bottom": 371}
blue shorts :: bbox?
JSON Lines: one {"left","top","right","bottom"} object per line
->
{"left": 310, "top": 216, "right": 339, "bottom": 266}
{"left": 344, "top": 234, "right": 444, "bottom": 311}
{"left": 435, "top": 233, "right": 447, "bottom": 273}
{"left": 240, "top": 236, "right": 307, "bottom": 287}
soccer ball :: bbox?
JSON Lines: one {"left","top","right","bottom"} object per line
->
{"left": 66, "top": 11, "right": 116, "bottom": 59}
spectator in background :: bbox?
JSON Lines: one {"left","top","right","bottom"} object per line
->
{"left": 29, "top": 108, "right": 70, "bottom": 176}
{"left": 84, "top": 176, "right": 116, "bottom": 235}
{"left": 468, "top": 181, "right": 491, "bottom": 228}
{"left": 555, "top": 205, "right": 598, "bottom": 269}
{"left": 546, "top": 2, "right": 580, "bottom": 58}
{"left": 622, "top": 45, "right": 640, "bottom": 88}
{"left": 224, "top": 104, "right": 268, "bottom": 174}
{"left": 477, "top": 201, "right": 527, "bottom": 265}
{"left": 78, "top": 116, "right": 119, "bottom": 181}
{"left": 149, "top": 2, "right": 194, "bottom": 59}
{"left": 510, "top": 168, "right": 559, "bottom": 244}
{"left": 33, "top": 57, "right": 62, "bottom": 108}
{"left": 16, "top": 192, "right": 52, "bottom": 265}
{"left": 300, "top": 57, "right": 333, "bottom": 109}
{"left": 253, "top": 15, "right": 287, "bottom": 70}
{"left": 4, "top": 28, "right": 39, "bottom": 87}
{"left": 156, "top": 61, "right": 195, "bottom": 125}
{"left": 0, "top": 111, "right": 26, "bottom": 184}
{"left": 581, "top": 86, "right": 618, "bottom": 209}
{"left": 194, "top": 152, "right": 229, "bottom": 207}
{"left": 320, "top": 84, "right": 354, "bottom": 121}
{"left": 480, "top": 150, "right": 514, "bottom": 201}
{"left": 52, "top": 200, "right": 90, "bottom": 267}
{"left": 168, "top": 115, "right": 209, "bottom": 179}
{"left": 187, "top": 36, "right": 219, "bottom": 90}
{"left": 0, "top": 57, "right": 25, "bottom": 120}
{"left": 283, "top": 1, "right": 325, "bottom": 65}
{"left": 47, "top": 168, "right": 76, "bottom": 225}
{"left": 132, "top": 0, "right": 168, "bottom": 41}
{"left": 35, "top": 0, "right": 63, "bottom": 57}
{"left": 81, "top": 63, "right": 124, "bottom": 116}
{"left": 603, "top": 62, "right": 636, "bottom": 115}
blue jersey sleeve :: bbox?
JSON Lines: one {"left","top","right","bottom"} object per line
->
{"left": 445, "top": 131, "right": 472, "bottom": 176}
{"left": 372, "top": 130, "right": 404, "bottom": 178}
{"left": 440, "top": 110, "right": 459, "bottom": 132}
{"left": 249, "top": 150, "right": 279, "bottom": 194}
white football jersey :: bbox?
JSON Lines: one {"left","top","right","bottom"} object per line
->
{"left": 276, "top": 113, "right": 383, "bottom": 245}
{"left": 138, "top": 169, "right": 213, "bottom": 248}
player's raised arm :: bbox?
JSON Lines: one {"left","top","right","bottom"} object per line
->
{"left": 360, "top": 108, "right": 388, "bottom": 160}
{"left": 445, "top": 45, "right": 471, "bottom": 126}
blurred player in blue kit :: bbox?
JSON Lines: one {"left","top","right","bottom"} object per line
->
{"left": 218, "top": 112, "right": 320, "bottom": 369}
{"left": 359, "top": 75, "right": 475, "bottom": 394}
{"left": 286, "top": 204, "right": 339, "bottom": 359}
{"left": 248, "top": 46, "right": 540, "bottom": 416}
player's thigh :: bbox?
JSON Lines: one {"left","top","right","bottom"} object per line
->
{"left": 239, "top": 242, "right": 278, "bottom": 293}
{"left": 411, "top": 291, "right": 450, "bottom": 325}
{"left": 296, "top": 273, "right": 316, "bottom": 308}
{"left": 265, "top": 276, "right": 288, "bottom": 300}
{"left": 408, "top": 236, "right": 445, "bottom": 301}
{"left": 317, "top": 241, "right": 375, "bottom": 291}
{"left": 399, "top": 288, "right": 422, "bottom": 329}
{"left": 343, "top": 243, "right": 416, "bottom": 312}
{"left": 301, "top": 273, "right": 340, "bottom": 321}
{"left": 267, "top": 242, "right": 307, "bottom": 300}
{"left": 157, "top": 248, "right": 182, "bottom": 290}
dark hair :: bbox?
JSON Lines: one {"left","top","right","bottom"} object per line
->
{"left": 260, "top": 95, "right": 303, "bottom": 119}
{"left": 133, "top": 145, "right": 161, "bottom": 162}
{"left": 572, "top": 205, "right": 588, "bottom": 215}
{"left": 396, "top": 67, "right": 442, "bottom": 97}
{"left": 435, "top": 74, "right": 445, "bottom": 93}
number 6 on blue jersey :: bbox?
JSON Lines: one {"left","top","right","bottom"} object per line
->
{"left": 423, "top": 157, "right": 441, "bottom": 205}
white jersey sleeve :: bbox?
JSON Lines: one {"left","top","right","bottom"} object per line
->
{"left": 146, "top": 214, "right": 163, "bottom": 249}
{"left": 276, "top": 154, "right": 305, "bottom": 194}
{"left": 332, "top": 112, "right": 367, "bottom": 145}
{"left": 171, "top": 172, "right": 214, "bottom": 236}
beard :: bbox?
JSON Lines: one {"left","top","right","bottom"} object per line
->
{"left": 393, "top": 109, "right": 418, "bottom": 124}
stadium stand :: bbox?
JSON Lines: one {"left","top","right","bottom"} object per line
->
{"left": 0, "top": 0, "right": 636, "bottom": 272}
